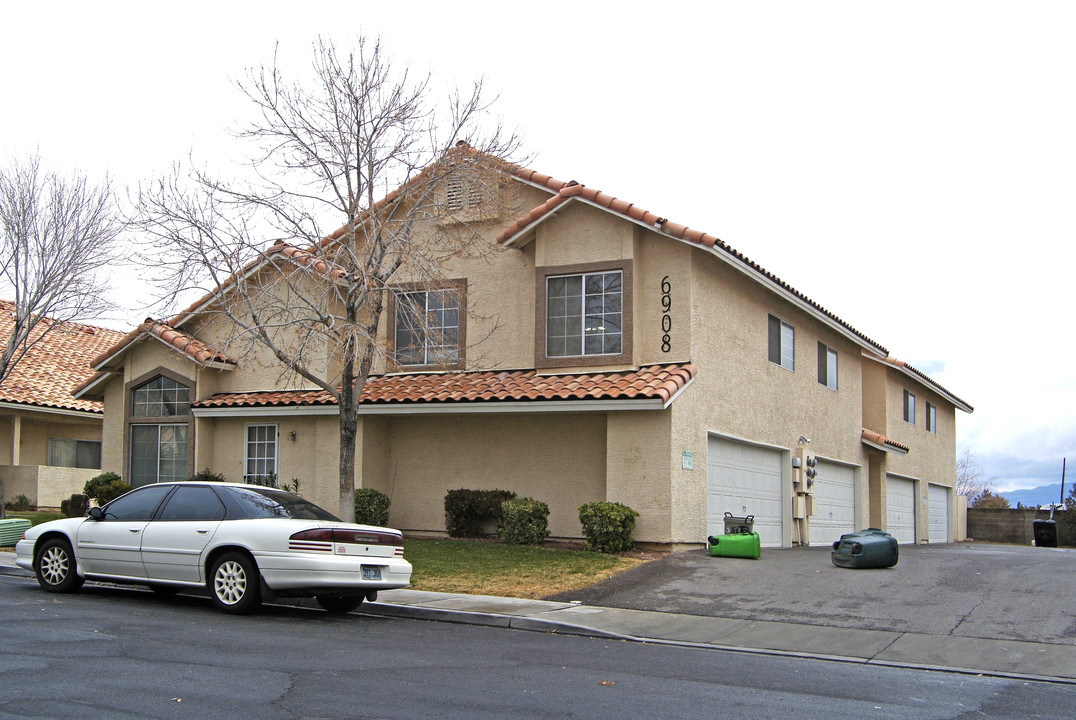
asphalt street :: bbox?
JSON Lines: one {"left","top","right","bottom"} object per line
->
{"left": 3, "top": 576, "right": 1075, "bottom": 720}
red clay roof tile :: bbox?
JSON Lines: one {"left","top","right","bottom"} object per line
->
{"left": 0, "top": 300, "right": 126, "bottom": 413}
{"left": 193, "top": 363, "right": 697, "bottom": 410}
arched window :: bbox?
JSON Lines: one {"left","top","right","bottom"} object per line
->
{"left": 129, "top": 375, "right": 191, "bottom": 486}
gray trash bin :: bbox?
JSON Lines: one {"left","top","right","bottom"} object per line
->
{"left": 723, "top": 512, "right": 754, "bottom": 535}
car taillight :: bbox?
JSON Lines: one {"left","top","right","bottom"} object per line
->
{"left": 289, "top": 528, "right": 403, "bottom": 546}
{"left": 394, "top": 547, "right": 405, "bottom": 557}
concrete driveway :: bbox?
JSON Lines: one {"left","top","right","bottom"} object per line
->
{"left": 548, "top": 542, "right": 1076, "bottom": 646}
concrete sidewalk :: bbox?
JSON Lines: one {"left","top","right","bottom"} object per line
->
{"left": 3, "top": 549, "right": 1075, "bottom": 684}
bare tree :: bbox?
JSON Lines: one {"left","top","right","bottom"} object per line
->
{"left": 955, "top": 448, "right": 991, "bottom": 499}
{"left": 136, "top": 37, "right": 520, "bottom": 520}
{"left": 0, "top": 155, "right": 122, "bottom": 385}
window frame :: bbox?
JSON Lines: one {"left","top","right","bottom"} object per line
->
{"left": 903, "top": 389, "right": 916, "bottom": 425}
{"left": 388, "top": 279, "right": 467, "bottom": 371}
{"left": 926, "top": 402, "right": 937, "bottom": 434}
{"left": 768, "top": 314, "right": 795, "bottom": 371}
{"left": 817, "top": 342, "right": 838, "bottom": 390}
{"left": 535, "top": 261, "right": 633, "bottom": 370}
{"left": 125, "top": 369, "right": 194, "bottom": 488}
{"left": 244, "top": 423, "right": 279, "bottom": 483}
{"left": 47, "top": 438, "right": 102, "bottom": 469}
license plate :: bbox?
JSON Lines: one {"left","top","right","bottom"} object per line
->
{"left": 361, "top": 565, "right": 382, "bottom": 581}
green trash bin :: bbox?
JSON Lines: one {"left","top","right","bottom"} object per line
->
{"left": 707, "top": 532, "right": 761, "bottom": 559}
{"left": 831, "top": 528, "right": 898, "bottom": 569}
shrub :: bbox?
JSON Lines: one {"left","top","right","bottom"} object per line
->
{"left": 444, "top": 488, "right": 517, "bottom": 538}
{"left": 84, "top": 472, "right": 131, "bottom": 505}
{"left": 499, "top": 497, "right": 550, "bottom": 545}
{"left": 578, "top": 501, "right": 640, "bottom": 553}
{"left": 354, "top": 488, "right": 391, "bottom": 526}
{"left": 4, "top": 494, "right": 32, "bottom": 511}
{"left": 60, "top": 494, "right": 90, "bottom": 518}
{"left": 189, "top": 468, "right": 227, "bottom": 483}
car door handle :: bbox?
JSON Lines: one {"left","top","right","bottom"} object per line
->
{"left": 129, "top": 529, "right": 141, "bottom": 534}
{"left": 196, "top": 529, "right": 209, "bottom": 535}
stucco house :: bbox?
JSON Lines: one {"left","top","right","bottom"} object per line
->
{"left": 0, "top": 300, "right": 125, "bottom": 508}
{"left": 73, "top": 154, "right": 971, "bottom": 548}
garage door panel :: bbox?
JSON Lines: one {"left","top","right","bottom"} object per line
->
{"left": 708, "top": 437, "right": 783, "bottom": 547}
{"left": 928, "top": 484, "right": 950, "bottom": 543}
{"left": 811, "top": 460, "right": 856, "bottom": 546}
{"left": 887, "top": 476, "right": 916, "bottom": 544}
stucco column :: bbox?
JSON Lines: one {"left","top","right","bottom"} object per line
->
{"left": 10, "top": 413, "right": 21, "bottom": 466}
{"left": 868, "top": 451, "right": 887, "bottom": 528}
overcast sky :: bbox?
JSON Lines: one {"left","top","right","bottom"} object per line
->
{"left": 2, "top": 1, "right": 1073, "bottom": 492}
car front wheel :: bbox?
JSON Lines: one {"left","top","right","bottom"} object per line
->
{"left": 208, "top": 552, "right": 262, "bottom": 614}
{"left": 35, "top": 538, "right": 85, "bottom": 594}
{"left": 315, "top": 594, "right": 365, "bottom": 614}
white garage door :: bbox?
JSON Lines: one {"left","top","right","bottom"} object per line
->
{"left": 886, "top": 475, "right": 917, "bottom": 544}
{"left": 928, "top": 484, "right": 950, "bottom": 543}
{"left": 707, "top": 436, "right": 784, "bottom": 547}
{"left": 811, "top": 460, "right": 856, "bottom": 546}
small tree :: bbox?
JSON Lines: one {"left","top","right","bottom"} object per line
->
{"left": 969, "top": 488, "right": 1011, "bottom": 509}
{"left": 84, "top": 472, "right": 132, "bottom": 506}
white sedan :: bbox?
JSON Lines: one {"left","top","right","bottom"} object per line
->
{"left": 15, "top": 481, "right": 412, "bottom": 614}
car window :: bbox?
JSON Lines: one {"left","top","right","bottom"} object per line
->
{"left": 225, "top": 486, "right": 340, "bottom": 521}
{"left": 102, "top": 485, "right": 172, "bottom": 521}
{"left": 158, "top": 485, "right": 226, "bottom": 521}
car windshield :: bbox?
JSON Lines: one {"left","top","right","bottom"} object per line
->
{"left": 226, "top": 486, "right": 340, "bottom": 521}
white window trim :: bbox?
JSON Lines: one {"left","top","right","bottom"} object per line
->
{"left": 244, "top": 423, "right": 279, "bottom": 482}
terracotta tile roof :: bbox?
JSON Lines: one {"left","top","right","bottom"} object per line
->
{"left": 0, "top": 300, "right": 126, "bottom": 413}
{"left": 85, "top": 319, "right": 235, "bottom": 370}
{"left": 193, "top": 363, "right": 696, "bottom": 410}
{"left": 497, "top": 177, "right": 889, "bottom": 355}
{"left": 862, "top": 428, "right": 910, "bottom": 453}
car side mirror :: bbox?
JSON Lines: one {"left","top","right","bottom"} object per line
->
{"left": 88, "top": 507, "right": 104, "bottom": 521}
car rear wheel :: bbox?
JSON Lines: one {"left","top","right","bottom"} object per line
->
{"left": 35, "top": 538, "right": 84, "bottom": 594}
{"left": 315, "top": 593, "right": 365, "bottom": 614}
{"left": 209, "top": 552, "right": 262, "bottom": 614}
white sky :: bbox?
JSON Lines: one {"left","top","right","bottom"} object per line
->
{"left": 2, "top": 1, "right": 1073, "bottom": 492}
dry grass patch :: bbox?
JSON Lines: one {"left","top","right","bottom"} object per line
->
{"left": 403, "top": 538, "right": 654, "bottom": 599}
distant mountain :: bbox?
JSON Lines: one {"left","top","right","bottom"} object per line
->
{"left": 999, "top": 483, "right": 1069, "bottom": 508}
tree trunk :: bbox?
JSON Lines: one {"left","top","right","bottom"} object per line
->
{"left": 338, "top": 396, "right": 358, "bottom": 523}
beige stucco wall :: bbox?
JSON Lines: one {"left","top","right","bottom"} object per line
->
{"left": 0, "top": 410, "right": 103, "bottom": 466}
{"left": 0, "top": 464, "right": 100, "bottom": 508}
{"left": 357, "top": 412, "right": 608, "bottom": 539}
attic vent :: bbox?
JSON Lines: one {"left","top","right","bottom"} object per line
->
{"left": 446, "top": 178, "right": 464, "bottom": 211}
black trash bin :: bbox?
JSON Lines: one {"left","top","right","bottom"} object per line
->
{"left": 1033, "top": 519, "right": 1058, "bottom": 547}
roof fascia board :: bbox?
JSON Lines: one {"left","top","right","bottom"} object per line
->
{"left": 505, "top": 194, "right": 887, "bottom": 357}
{"left": 193, "top": 405, "right": 339, "bottom": 418}
{"left": 662, "top": 375, "right": 695, "bottom": 409}
{"left": 72, "top": 371, "right": 119, "bottom": 399}
{"left": 862, "top": 353, "right": 972, "bottom": 413}
{"left": 0, "top": 401, "right": 102, "bottom": 419}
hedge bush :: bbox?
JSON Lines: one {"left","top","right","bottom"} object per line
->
{"left": 578, "top": 501, "right": 640, "bottom": 553}
{"left": 444, "top": 488, "right": 517, "bottom": 538}
{"left": 84, "top": 472, "right": 131, "bottom": 506}
{"left": 355, "top": 488, "right": 391, "bottom": 526}
{"left": 499, "top": 497, "right": 550, "bottom": 545}
{"left": 61, "top": 494, "right": 89, "bottom": 518}
{"left": 4, "top": 494, "right": 32, "bottom": 511}
{"left": 189, "top": 468, "right": 227, "bottom": 483}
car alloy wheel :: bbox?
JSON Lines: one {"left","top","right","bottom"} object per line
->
{"left": 34, "top": 538, "right": 84, "bottom": 594}
{"left": 209, "top": 552, "right": 262, "bottom": 614}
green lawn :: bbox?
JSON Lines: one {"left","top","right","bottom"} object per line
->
{"left": 403, "top": 538, "right": 649, "bottom": 599}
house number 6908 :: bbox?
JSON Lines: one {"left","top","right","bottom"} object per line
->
{"left": 661, "top": 276, "right": 672, "bottom": 353}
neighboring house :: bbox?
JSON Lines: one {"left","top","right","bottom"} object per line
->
{"left": 73, "top": 153, "right": 972, "bottom": 548}
{"left": 0, "top": 300, "right": 126, "bottom": 508}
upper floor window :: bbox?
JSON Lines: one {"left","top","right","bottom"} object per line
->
{"left": 132, "top": 376, "right": 190, "bottom": 417}
{"left": 245, "top": 424, "right": 278, "bottom": 482}
{"left": 393, "top": 286, "right": 462, "bottom": 368}
{"left": 546, "top": 271, "right": 623, "bottom": 358}
{"left": 817, "top": 343, "right": 838, "bottom": 390}
{"left": 903, "top": 389, "right": 916, "bottom": 424}
{"left": 768, "top": 315, "right": 795, "bottom": 371}
{"left": 926, "top": 403, "right": 937, "bottom": 434}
